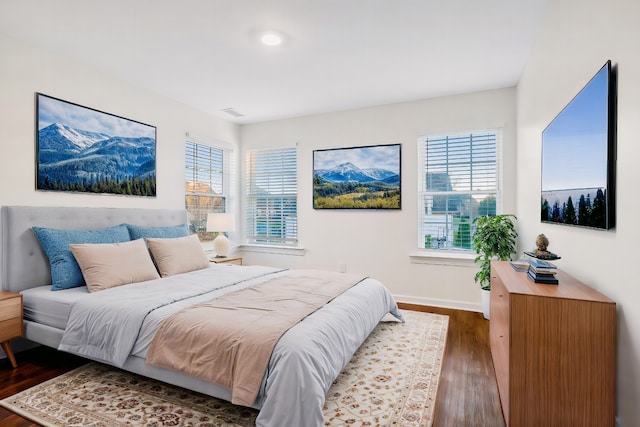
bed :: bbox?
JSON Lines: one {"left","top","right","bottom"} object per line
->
{"left": 0, "top": 205, "right": 403, "bottom": 427}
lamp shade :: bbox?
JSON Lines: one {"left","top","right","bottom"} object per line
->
{"left": 206, "top": 213, "right": 235, "bottom": 233}
{"left": 206, "top": 213, "right": 235, "bottom": 257}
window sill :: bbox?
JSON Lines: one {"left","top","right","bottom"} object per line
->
{"left": 409, "top": 250, "right": 476, "bottom": 267}
{"left": 237, "top": 244, "right": 306, "bottom": 256}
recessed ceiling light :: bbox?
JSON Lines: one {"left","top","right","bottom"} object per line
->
{"left": 260, "top": 31, "right": 283, "bottom": 46}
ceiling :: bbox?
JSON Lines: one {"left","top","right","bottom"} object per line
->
{"left": 0, "top": 0, "right": 549, "bottom": 124}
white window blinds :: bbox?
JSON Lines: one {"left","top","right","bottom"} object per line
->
{"left": 418, "top": 131, "right": 500, "bottom": 251}
{"left": 185, "top": 140, "right": 226, "bottom": 234}
{"left": 246, "top": 148, "right": 298, "bottom": 245}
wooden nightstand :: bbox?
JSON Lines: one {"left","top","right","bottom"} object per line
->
{"left": 210, "top": 257, "right": 243, "bottom": 266}
{"left": 0, "top": 291, "right": 23, "bottom": 369}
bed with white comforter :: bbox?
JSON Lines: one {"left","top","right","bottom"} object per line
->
{"left": 0, "top": 206, "right": 403, "bottom": 427}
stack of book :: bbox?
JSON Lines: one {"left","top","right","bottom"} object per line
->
{"left": 527, "top": 259, "right": 558, "bottom": 284}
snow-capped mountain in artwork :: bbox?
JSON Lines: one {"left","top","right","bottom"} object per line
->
{"left": 37, "top": 122, "right": 156, "bottom": 195}
{"left": 38, "top": 123, "right": 111, "bottom": 151}
{"left": 314, "top": 162, "right": 398, "bottom": 184}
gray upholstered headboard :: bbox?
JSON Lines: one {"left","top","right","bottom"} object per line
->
{"left": 0, "top": 206, "right": 188, "bottom": 293}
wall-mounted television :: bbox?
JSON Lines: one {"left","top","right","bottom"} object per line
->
{"left": 541, "top": 60, "right": 616, "bottom": 230}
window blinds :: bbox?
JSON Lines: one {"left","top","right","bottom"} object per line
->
{"left": 185, "top": 141, "right": 226, "bottom": 233}
{"left": 423, "top": 132, "right": 497, "bottom": 193}
{"left": 419, "top": 131, "right": 500, "bottom": 251}
{"left": 246, "top": 148, "right": 298, "bottom": 245}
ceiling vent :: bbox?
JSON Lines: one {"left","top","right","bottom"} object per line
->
{"left": 221, "top": 108, "right": 244, "bottom": 117}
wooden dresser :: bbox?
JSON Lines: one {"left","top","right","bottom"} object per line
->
{"left": 490, "top": 261, "right": 616, "bottom": 427}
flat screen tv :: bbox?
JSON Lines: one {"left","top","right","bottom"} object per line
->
{"left": 540, "top": 60, "right": 616, "bottom": 230}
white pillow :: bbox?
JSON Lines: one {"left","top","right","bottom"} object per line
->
{"left": 70, "top": 239, "right": 160, "bottom": 292}
{"left": 145, "top": 234, "right": 210, "bottom": 277}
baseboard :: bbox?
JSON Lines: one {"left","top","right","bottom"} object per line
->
{"left": 393, "top": 294, "right": 481, "bottom": 313}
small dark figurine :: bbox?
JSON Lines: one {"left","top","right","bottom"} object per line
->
{"left": 535, "top": 233, "right": 549, "bottom": 253}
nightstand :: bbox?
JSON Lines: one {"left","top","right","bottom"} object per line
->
{"left": 0, "top": 291, "right": 23, "bottom": 369}
{"left": 210, "top": 257, "right": 243, "bottom": 266}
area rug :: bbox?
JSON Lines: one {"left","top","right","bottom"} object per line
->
{"left": 0, "top": 310, "right": 448, "bottom": 427}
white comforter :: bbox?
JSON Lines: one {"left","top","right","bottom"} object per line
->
{"left": 58, "top": 265, "right": 404, "bottom": 427}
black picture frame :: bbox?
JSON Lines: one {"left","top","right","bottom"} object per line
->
{"left": 313, "top": 143, "right": 401, "bottom": 209}
{"left": 35, "top": 93, "right": 157, "bottom": 197}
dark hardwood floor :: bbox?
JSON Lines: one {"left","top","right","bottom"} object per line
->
{"left": 399, "top": 304, "right": 506, "bottom": 427}
{"left": 0, "top": 346, "right": 85, "bottom": 426}
{"left": 0, "top": 306, "right": 505, "bottom": 427}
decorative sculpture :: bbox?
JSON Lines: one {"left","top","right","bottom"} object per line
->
{"left": 524, "top": 233, "right": 560, "bottom": 260}
{"left": 535, "top": 234, "right": 549, "bottom": 253}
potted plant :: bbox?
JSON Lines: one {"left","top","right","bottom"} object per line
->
{"left": 472, "top": 214, "right": 518, "bottom": 319}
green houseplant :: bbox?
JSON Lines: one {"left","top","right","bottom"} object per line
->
{"left": 472, "top": 214, "right": 518, "bottom": 291}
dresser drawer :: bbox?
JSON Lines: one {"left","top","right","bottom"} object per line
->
{"left": 491, "top": 302, "right": 508, "bottom": 331}
{"left": 0, "top": 298, "right": 21, "bottom": 322}
{"left": 0, "top": 317, "right": 23, "bottom": 342}
{"left": 490, "top": 276, "right": 509, "bottom": 333}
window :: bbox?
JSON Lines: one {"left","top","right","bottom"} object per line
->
{"left": 246, "top": 148, "right": 298, "bottom": 246}
{"left": 418, "top": 131, "right": 500, "bottom": 251}
{"left": 185, "top": 140, "right": 230, "bottom": 237}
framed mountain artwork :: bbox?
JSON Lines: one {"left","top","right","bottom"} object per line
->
{"left": 35, "top": 93, "right": 156, "bottom": 197}
{"left": 313, "top": 143, "right": 401, "bottom": 209}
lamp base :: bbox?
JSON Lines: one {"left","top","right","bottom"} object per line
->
{"left": 213, "top": 234, "right": 231, "bottom": 257}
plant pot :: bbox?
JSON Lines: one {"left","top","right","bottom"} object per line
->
{"left": 481, "top": 288, "right": 491, "bottom": 320}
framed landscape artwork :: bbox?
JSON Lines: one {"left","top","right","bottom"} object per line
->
{"left": 36, "top": 93, "right": 157, "bottom": 197}
{"left": 313, "top": 144, "right": 401, "bottom": 209}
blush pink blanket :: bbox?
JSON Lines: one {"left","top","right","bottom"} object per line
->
{"left": 145, "top": 269, "right": 366, "bottom": 406}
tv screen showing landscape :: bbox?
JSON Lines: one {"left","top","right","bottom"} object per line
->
{"left": 541, "top": 61, "right": 615, "bottom": 230}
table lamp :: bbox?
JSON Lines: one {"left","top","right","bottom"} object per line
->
{"left": 206, "top": 213, "right": 235, "bottom": 257}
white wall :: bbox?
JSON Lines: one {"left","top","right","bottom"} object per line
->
{"left": 516, "top": 0, "right": 640, "bottom": 424}
{"left": 239, "top": 88, "right": 516, "bottom": 311}
{"left": 0, "top": 33, "right": 239, "bottom": 210}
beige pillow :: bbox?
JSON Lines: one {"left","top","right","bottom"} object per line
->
{"left": 145, "top": 234, "right": 210, "bottom": 277}
{"left": 70, "top": 239, "right": 161, "bottom": 292}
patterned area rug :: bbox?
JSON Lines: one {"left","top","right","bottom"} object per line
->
{"left": 0, "top": 310, "right": 448, "bottom": 427}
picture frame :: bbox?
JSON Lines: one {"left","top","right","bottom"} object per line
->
{"left": 313, "top": 143, "right": 401, "bottom": 209}
{"left": 36, "top": 93, "right": 157, "bottom": 197}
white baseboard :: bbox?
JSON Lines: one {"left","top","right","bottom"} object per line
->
{"left": 393, "top": 293, "right": 482, "bottom": 313}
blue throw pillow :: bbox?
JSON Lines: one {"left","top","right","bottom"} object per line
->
{"left": 126, "top": 224, "right": 190, "bottom": 240}
{"left": 32, "top": 224, "right": 132, "bottom": 291}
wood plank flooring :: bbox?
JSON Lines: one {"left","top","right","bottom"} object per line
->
{"left": 400, "top": 304, "right": 506, "bottom": 427}
{"left": 0, "top": 306, "right": 505, "bottom": 427}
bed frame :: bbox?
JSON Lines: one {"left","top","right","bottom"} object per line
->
{"left": 0, "top": 205, "right": 240, "bottom": 406}
{"left": 1, "top": 206, "right": 188, "bottom": 294}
